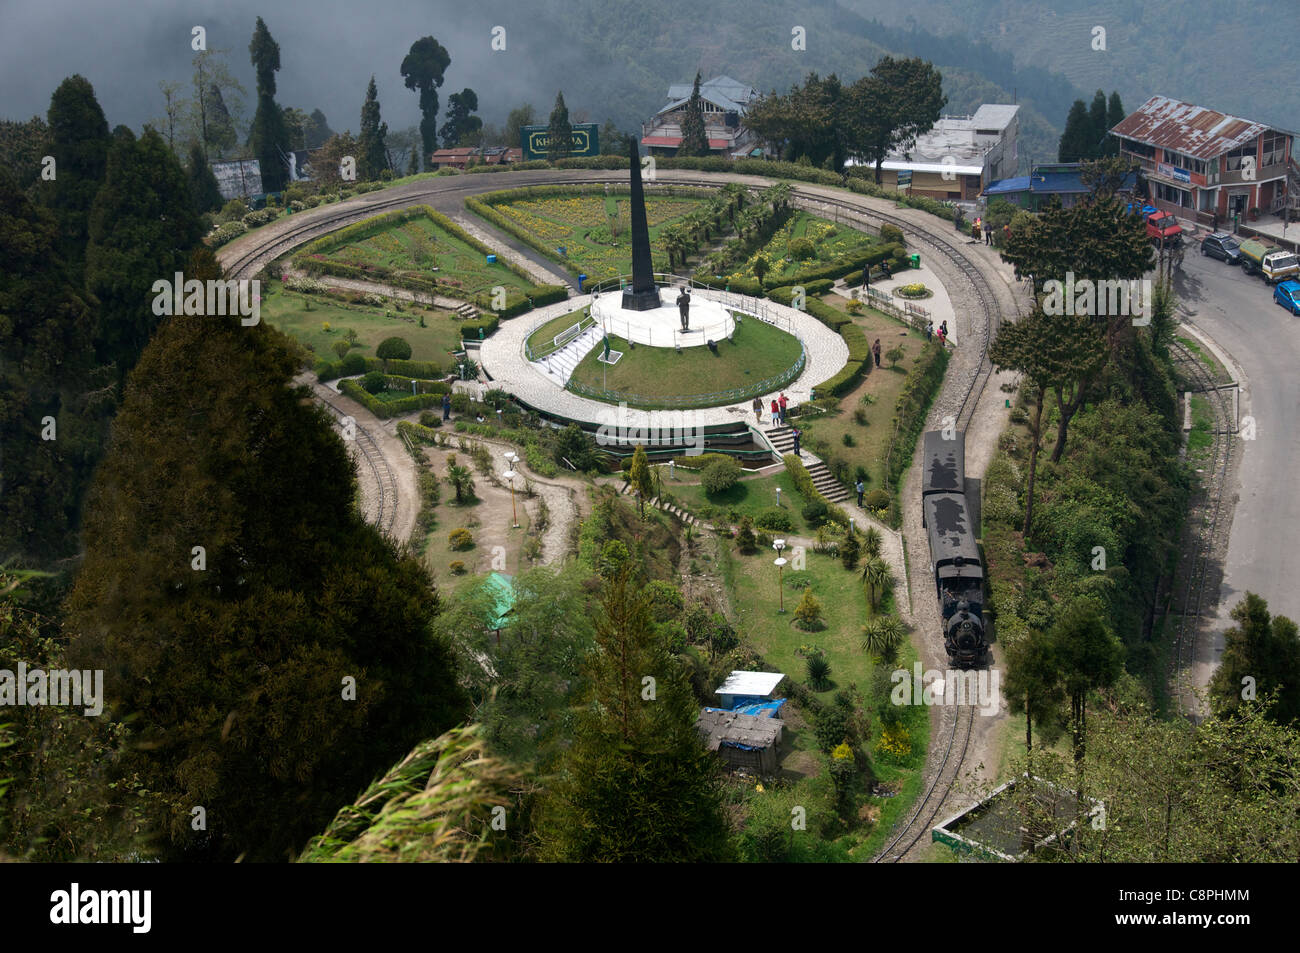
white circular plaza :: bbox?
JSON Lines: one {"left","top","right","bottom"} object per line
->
{"left": 589, "top": 286, "right": 734, "bottom": 348}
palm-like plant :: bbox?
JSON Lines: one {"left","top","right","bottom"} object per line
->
{"left": 861, "top": 556, "right": 893, "bottom": 611}
{"left": 806, "top": 653, "right": 832, "bottom": 691}
{"left": 862, "top": 526, "right": 883, "bottom": 561}
{"left": 861, "top": 615, "right": 907, "bottom": 665}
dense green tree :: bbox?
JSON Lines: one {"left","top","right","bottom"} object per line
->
{"left": 85, "top": 126, "right": 204, "bottom": 386}
{"left": 628, "top": 444, "right": 652, "bottom": 518}
{"left": 438, "top": 88, "right": 482, "bottom": 149}
{"left": 546, "top": 92, "right": 573, "bottom": 161}
{"left": 357, "top": 76, "right": 390, "bottom": 181}
{"left": 0, "top": 179, "right": 107, "bottom": 561}
{"left": 309, "top": 130, "right": 359, "bottom": 189}
{"left": 537, "top": 570, "right": 734, "bottom": 861}
{"left": 504, "top": 103, "right": 535, "bottom": 150}
{"left": 1086, "top": 89, "right": 1109, "bottom": 159}
{"left": 598, "top": 117, "right": 628, "bottom": 156}
{"left": 304, "top": 108, "right": 333, "bottom": 150}
{"left": 0, "top": 117, "right": 52, "bottom": 190}
{"left": 375, "top": 335, "right": 411, "bottom": 370}
{"left": 1209, "top": 592, "right": 1300, "bottom": 726}
{"left": 186, "top": 142, "right": 223, "bottom": 214}
{"left": 679, "top": 72, "right": 709, "bottom": 157}
{"left": 1057, "top": 99, "right": 1091, "bottom": 162}
{"left": 400, "top": 36, "right": 451, "bottom": 162}
{"left": 189, "top": 49, "right": 244, "bottom": 162}
{"left": 64, "top": 245, "right": 466, "bottom": 861}
{"left": 1003, "top": 632, "right": 1066, "bottom": 762}
{"left": 1105, "top": 92, "right": 1126, "bottom": 158}
{"left": 246, "top": 18, "right": 290, "bottom": 192}
{"left": 1048, "top": 600, "right": 1124, "bottom": 801}
{"left": 856, "top": 56, "right": 946, "bottom": 180}
{"left": 40, "top": 75, "right": 110, "bottom": 278}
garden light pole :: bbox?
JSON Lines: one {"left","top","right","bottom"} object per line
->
{"left": 503, "top": 451, "right": 520, "bottom": 529}
{"left": 773, "top": 539, "right": 787, "bottom": 613}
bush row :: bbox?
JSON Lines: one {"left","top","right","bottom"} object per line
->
{"left": 316, "top": 355, "right": 447, "bottom": 383}
{"left": 208, "top": 221, "right": 248, "bottom": 247}
{"left": 883, "top": 342, "right": 951, "bottom": 493}
{"left": 338, "top": 379, "right": 446, "bottom": 418}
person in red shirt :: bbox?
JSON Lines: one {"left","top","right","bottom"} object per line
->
{"left": 771, "top": 399, "right": 780, "bottom": 423}
{"left": 778, "top": 392, "right": 789, "bottom": 424}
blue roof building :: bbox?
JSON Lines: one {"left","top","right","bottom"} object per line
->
{"left": 982, "top": 162, "right": 1137, "bottom": 210}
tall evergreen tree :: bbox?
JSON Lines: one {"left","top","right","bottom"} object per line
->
{"left": 64, "top": 244, "right": 467, "bottom": 861}
{"left": 1210, "top": 592, "right": 1300, "bottom": 725}
{"left": 538, "top": 570, "right": 734, "bottom": 861}
{"left": 246, "top": 17, "right": 289, "bottom": 192}
{"left": 1087, "top": 89, "right": 1109, "bottom": 159}
{"left": 0, "top": 175, "right": 106, "bottom": 561}
{"left": 679, "top": 72, "right": 709, "bottom": 157}
{"left": 190, "top": 49, "right": 244, "bottom": 162}
{"left": 438, "top": 88, "right": 481, "bottom": 149}
{"left": 400, "top": 36, "right": 451, "bottom": 163}
{"left": 546, "top": 92, "right": 573, "bottom": 161}
{"left": 357, "top": 76, "right": 390, "bottom": 181}
{"left": 504, "top": 103, "right": 535, "bottom": 149}
{"left": 1057, "top": 99, "right": 1092, "bottom": 162}
{"left": 85, "top": 126, "right": 204, "bottom": 386}
{"left": 304, "top": 108, "right": 333, "bottom": 150}
{"left": 1105, "top": 92, "right": 1126, "bottom": 158}
{"left": 186, "top": 142, "right": 223, "bottom": 214}
{"left": 40, "top": 74, "right": 110, "bottom": 279}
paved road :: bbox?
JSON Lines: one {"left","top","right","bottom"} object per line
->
{"left": 1173, "top": 247, "right": 1300, "bottom": 673}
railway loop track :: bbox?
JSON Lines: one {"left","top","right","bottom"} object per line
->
{"left": 219, "top": 172, "right": 1015, "bottom": 855}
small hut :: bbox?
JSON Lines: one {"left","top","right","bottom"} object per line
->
{"left": 696, "top": 708, "right": 784, "bottom": 775}
{"left": 714, "top": 670, "right": 785, "bottom": 710}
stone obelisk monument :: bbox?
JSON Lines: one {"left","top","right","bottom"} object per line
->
{"left": 621, "top": 139, "right": 661, "bottom": 311}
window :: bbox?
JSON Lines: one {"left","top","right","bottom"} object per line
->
{"left": 1223, "top": 140, "right": 1256, "bottom": 172}
{"left": 1156, "top": 183, "right": 1191, "bottom": 207}
{"left": 1261, "top": 132, "right": 1288, "bottom": 167}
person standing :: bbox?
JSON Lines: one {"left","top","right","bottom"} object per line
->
{"left": 881, "top": 259, "right": 891, "bottom": 280}
{"left": 442, "top": 392, "right": 452, "bottom": 421}
{"left": 771, "top": 398, "right": 780, "bottom": 424}
{"left": 753, "top": 396, "right": 763, "bottom": 423}
{"left": 855, "top": 479, "right": 865, "bottom": 507}
{"left": 861, "top": 264, "right": 871, "bottom": 291}
{"left": 984, "top": 222, "right": 993, "bottom": 245}
{"left": 872, "top": 338, "right": 882, "bottom": 368}
{"left": 925, "top": 322, "right": 933, "bottom": 342}
{"left": 940, "top": 320, "right": 948, "bottom": 339}
{"left": 792, "top": 427, "right": 801, "bottom": 456}
{"left": 778, "top": 392, "right": 789, "bottom": 424}
{"left": 937, "top": 326, "right": 947, "bottom": 346}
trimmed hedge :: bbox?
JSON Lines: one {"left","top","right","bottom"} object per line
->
{"left": 338, "top": 378, "right": 446, "bottom": 418}
{"left": 883, "top": 341, "right": 951, "bottom": 494}
{"left": 459, "top": 313, "right": 500, "bottom": 339}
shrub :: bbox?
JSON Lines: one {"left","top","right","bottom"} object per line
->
{"left": 340, "top": 352, "right": 367, "bottom": 377}
{"left": 735, "top": 515, "right": 758, "bottom": 554}
{"left": 840, "top": 530, "right": 861, "bottom": 570}
{"left": 841, "top": 433, "right": 855, "bottom": 447}
{"left": 788, "top": 236, "right": 816, "bottom": 260}
{"left": 853, "top": 408, "right": 868, "bottom": 426}
{"left": 448, "top": 560, "right": 467, "bottom": 575}
{"left": 896, "top": 282, "right": 929, "bottom": 298}
{"left": 448, "top": 527, "right": 474, "bottom": 550}
{"left": 701, "top": 457, "right": 742, "bottom": 496}
{"left": 801, "top": 500, "right": 829, "bottom": 527}
{"left": 376, "top": 336, "right": 412, "bottom": 364}
{"left": 755, "top": 507, "right": 794, "bottom": 532}
{"left": 361, "top": 370, "right": 387, "bottom": 394}
{"left": 879, "top": 223, "right": 905, "bottom": 246}
{"left": 242, "top": 208, "right": 277, "bottom": 228}
{"left": 332, "top": 340, "right": 351, "bottom": 359}
{"left": 208, "top": 221, "right": 248, "bottom": 247}
{"left": 794, "top": 588, "right": 824, "bottom": 631}
{"left": 419, "top": 411, "right": 443, "bottom": 428}
{"left": 864, "top": 489, "right": 890, "bottom": 511}
{"left": 806, "top": 653, "right": 832, "bottom": 691}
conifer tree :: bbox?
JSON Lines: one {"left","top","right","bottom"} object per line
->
{"left": 64, "top": 245, "right": 466, "bottom": 861}
{"left": 246, "top": 17, "right": 290, "bottom": 192}
{"left": 546, "top": 92, "right": 573, "bottom": 161}
{"left": 358, "top": 75, "right": 390, "bottom": 180}
{"left": 538, "top": 569, "right": 734, "bottom": 861}
{"left": 1058, "top": 99, "right": 1092, "bottom": 162}
{"left": 679, "top": 72, "right": 709, "bottom": 157}
{"left": 400, "top": 36, "right": 451, "bottom": 163}
{"left": 40, "top": 74, "right": 110, "bottom": 279}
{"left": 186, "top": 142, "right": 223, "bottom": 214}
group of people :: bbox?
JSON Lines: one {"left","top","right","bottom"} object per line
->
{"left": 860, "top": 259, "right": 891, "bottom": 291}
{"left": 925, "top": 320, "right": 950, "bottom": 346}
{"left": 753, "top": 391, "right": 790, "bottom": 425}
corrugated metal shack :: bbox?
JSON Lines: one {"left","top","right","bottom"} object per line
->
{"left": 697, "top": 708, "right": 783, "bottom": 775}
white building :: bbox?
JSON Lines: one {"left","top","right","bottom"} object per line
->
{"left": 847, "top": 104, "right": 1020, "bottom": 202}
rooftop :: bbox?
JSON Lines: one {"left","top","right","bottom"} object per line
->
{"left": 1110, "top": 96, "right": 1290, "bottom": 160}
{"left": 715, "top": 670, "right": 785, "bottom": 698}
{"left": 845, "top": 104, "right": 1018, "bottom": 171}
{"left": 659, "top": 75, "right": 759, "bottom": 115}
{"left": 697, "top": 708, "right": 783, "bottom": 751}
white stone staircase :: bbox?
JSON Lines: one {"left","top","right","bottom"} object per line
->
{"left": 533, "top": 326, "right": 604, "bottom": 385}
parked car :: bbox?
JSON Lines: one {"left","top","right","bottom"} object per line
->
{"left": 1200, "top": 232, "right": 1242, "bottom": 264}
{"left": 1145, "top": 209, "right": 1183, "bottom": 246}
{"left": 1239, "top": 239, "right": 1300, "bottom": 284}
{"left": 1273, "top": 279, "right": 1300, "bottom": 315}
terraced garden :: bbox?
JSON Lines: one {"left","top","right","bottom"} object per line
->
{"left": 724, "top": 211, "right": 880, "bottom": 286}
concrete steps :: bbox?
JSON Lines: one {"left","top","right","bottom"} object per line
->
{"left": 617, "top": 481, "right": 701, "bottom": 525}
{"left": 534, "top": 326, "right": 602, "bottom": 384}
{"left": 765, "top": 425, "right": 851, "bottom": 504}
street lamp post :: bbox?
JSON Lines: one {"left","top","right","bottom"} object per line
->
{"left": 775, "top": 487, "right": 782, "bottom": 507}
{"left": 503, "top": 451, "right": 520, "bottom": 529}
{"left": 773, "top": 539, "right": 787, "bottom": 613}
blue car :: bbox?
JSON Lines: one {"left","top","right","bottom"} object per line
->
{"left": 1274, "top": 279, "right": 1300, "bottom": 315}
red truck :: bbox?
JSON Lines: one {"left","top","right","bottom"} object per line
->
{"left": 1130, "top": 203, "right": 1183, "bottom": 246}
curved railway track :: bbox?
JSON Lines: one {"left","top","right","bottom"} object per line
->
{"left": 1167, "top": 338, "right": 1235, "bottom": 715}
{"left": 220, "top": 172, "right": 1011, "bottom": 853}
{"left": 313, "top": 391, "right": 398, "bottom": 537}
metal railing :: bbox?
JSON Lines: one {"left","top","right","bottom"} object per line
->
{"left": 524, "top": 308, "right": 598, "bottom": 362}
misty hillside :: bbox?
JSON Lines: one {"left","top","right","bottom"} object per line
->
{"left": 843, "top": 0, "right": 1300, "bottom": 132}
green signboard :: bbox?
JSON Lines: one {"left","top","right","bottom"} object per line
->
{"left": 521, "top": 123, "right": 599, "bottom": 160}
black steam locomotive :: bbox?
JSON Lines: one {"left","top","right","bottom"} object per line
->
{"left": 921, "top": 431, "right": 988, "bottom": 668}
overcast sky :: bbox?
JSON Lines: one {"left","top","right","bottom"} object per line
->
{"left": 0, "top": 0, "right": 567, "bottom": 133}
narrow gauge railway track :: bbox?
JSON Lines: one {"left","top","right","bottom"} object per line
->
{"left": 313, "top": 392, "right": 398, "bottom": 537}
{"left": 1167, "top": 338, "right": 1235, "bottom": 715}
{"left": 221, "top": 172, "right": 1011, "bottom": 854}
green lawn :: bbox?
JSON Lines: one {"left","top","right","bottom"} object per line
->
{"left": 480, "top": 190, "right": 713, "bottom": 282}
{"left": 524, "top": 307, "right": 589, "bottom": 357}
{"left": 664, "top": 471, "right": 818, "bottom": 534}
{"left": 797, "top": 297, "right": 928, "bottom": 492}
{"left": 310, "top": 211, "right": 533, "bottom": 296}
{"left": 260, "top": 281, "right": 464, "bottom": 364}
{"left": 567, "top": 316, "right": 802, "bottom": 407}
{"left": 729, "top": 211, "right": 879, "bottom": 285}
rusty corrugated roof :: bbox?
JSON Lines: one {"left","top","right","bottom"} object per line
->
{"left": 1110, "top": 96, "right": 1276, "bottom": 161}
